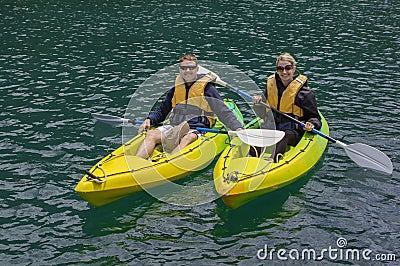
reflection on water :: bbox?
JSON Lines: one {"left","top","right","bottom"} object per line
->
{"left": 1, "top": 0, "right": 398, "bottom": 265}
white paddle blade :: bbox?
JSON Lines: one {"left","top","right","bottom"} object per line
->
{"left": 91, "top": 113, "right": 131, "bottom": 124}
{"left": 198, "top": 65, "right": 210, "bottom": 75}
{"left": 342, "top": 142, "right": 393, "bottom": 174}
{"left": 198, "top": 65, "right": 225, "bottom": 86}
{"left": 234, "top": 129, "right": 285, "bottom": 147}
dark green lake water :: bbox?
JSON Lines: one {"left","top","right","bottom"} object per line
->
{"left": 1, "top": 0, "right": 399, "bottom": 265}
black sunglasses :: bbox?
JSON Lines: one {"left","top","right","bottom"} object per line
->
{"left": 179, "top": 65, "right": 197, "bottom": 71}
{"left": 276, "top": 65, "right": 293, "bottom": 72}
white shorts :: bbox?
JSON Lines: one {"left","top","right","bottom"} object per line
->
{"left": 156, "top": 125, "right": 204, "bottom": 138}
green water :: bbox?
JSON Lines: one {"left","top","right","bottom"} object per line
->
{"left": 1, "top": 0, "right": 399, "bottom": 265}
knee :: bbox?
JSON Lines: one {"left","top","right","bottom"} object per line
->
{"left": 179, "top": 133, "right": 197, "bottom": 146}
{"left": 144, "top": 130, "right": 161, "bottom": 142}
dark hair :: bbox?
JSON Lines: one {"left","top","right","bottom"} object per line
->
{"left": 179, "top": 54, "right": 198, "bottom": 64}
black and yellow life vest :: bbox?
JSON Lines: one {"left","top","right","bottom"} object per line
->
{"left": 267, "top": 74, "right": 307, "bottom": 118}
{"left": 170, "top": 75, "right": 216, "bottom": 126}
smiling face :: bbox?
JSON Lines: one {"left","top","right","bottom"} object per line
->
{"left": 276, "top": 59, "right": 296, "bottom": 86}
{"left": 179, "top": 60, "right": 198, "bottom": 83}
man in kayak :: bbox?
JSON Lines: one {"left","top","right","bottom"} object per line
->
{"left": 136, "top": 53, "right": 243, "bottom": 159}
{"left": 253, "top": 52, "right": 321, "bottom": 161}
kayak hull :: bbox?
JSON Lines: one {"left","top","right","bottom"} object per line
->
{"left": 75, "top": 99, "right": 244, "bottom": 206}
{"left": 214, "top": 113, "right": 329, "bottom": 209}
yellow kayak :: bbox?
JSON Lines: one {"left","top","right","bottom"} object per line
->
{"left": 213, "top": 113, "right": 329, "bottom": 209}
{"left": 75, "top": 99, "right": 244, "bottom": 206}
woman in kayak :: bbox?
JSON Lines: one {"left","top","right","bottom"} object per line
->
{"left": 136, "top": 54, "right": 243, "bottom": 159}
{"left": 252, "top": 52, "right": 321, "bottom": 161}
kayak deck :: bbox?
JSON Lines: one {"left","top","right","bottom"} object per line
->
{"left": 214, "top": 113, "right": 329, "bottom": 209}
{"left": 75, "top": 99, "right": 244, "bottom": 206}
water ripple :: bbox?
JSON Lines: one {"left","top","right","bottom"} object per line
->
{"left": 1, "top": 0, "right": 398, "bottom": 265}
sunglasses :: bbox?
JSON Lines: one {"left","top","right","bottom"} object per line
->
{"left": 179, "top": 65, "right": 197, "bottom": 71}
{"left": 276, "top": 65, "right": 293, "bottom": 72}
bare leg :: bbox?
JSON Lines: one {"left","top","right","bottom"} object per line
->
{"left": 135, "top": 130, "right": 162, "bottom": 159}
{"left": 170, "top": 133, "right": 198, "bottom": 154}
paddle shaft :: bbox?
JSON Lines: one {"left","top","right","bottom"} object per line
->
{"left": 217, "top": 82, "right": 338, "bottom": 143}
{"left": 196, "top": 127, "right": 228, "bottom": 134}
{"left": 210, "top": 75, "right": 392, "bottom": 174}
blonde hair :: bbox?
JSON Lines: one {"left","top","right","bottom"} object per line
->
{"left": 276, "top": 52, "right": 297, "bottom": 66}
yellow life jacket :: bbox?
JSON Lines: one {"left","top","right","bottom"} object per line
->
{"left": 266, "top": 74, "right": 307, "bottom": 118}
{"left": 171, "top": 75, "right": 216, "bottom": 126}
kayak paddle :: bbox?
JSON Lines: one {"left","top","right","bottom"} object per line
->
{"left": 196, "top": 127, "right": 285, "bottom": 147}
{"left": 91, "top": 113, "right": 143, "bottom": 125}
{"left": 199, "top": 66, "right": 393, "bottom": 174}
{"left": 92, "top": 113, "right": 285, "bottom": 147}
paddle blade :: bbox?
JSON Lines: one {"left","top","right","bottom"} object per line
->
{"left": 198, "top": 66, "right": 226, "bottom": 86}
{"left": 91, "top": 113, "right": 136, "bottom": 125}
{"left": 340, "top": 142, "right": 393, "bottom": 174}
{"left": 235, "top": 129, "right": 285, "bottom": 147}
